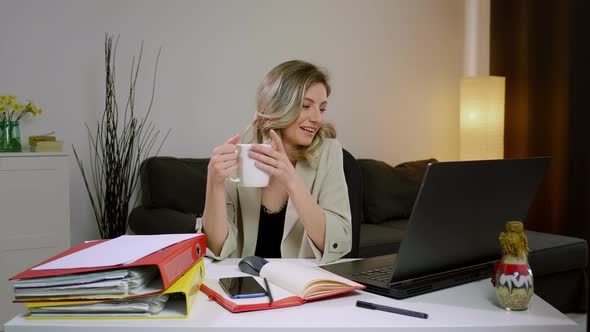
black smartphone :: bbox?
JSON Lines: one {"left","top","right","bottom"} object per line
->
{"left": 218, "top": 276, "right": 267, "bottom": 299}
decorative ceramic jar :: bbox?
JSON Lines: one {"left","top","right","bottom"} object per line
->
{"left": 492, "top": 221, "right": 533, "bottom": 310}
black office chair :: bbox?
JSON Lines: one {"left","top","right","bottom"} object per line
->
{"left": 342, "top": 148, "right": 363, "bottom": 258}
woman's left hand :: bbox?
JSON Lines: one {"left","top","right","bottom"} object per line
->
{"left": 249, "top": 129, "right": 297, "bottom": 188}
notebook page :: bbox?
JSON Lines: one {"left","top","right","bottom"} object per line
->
{"left": 260, "top": 261, "right": 360, "bottom": 298}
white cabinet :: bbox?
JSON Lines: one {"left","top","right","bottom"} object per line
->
{"left": 0, "top": 152, "right": 70, "bottom": 328}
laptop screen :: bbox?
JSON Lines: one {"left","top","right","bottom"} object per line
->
{"left": 389, "top": 157, "right": 550, "bottom": 282}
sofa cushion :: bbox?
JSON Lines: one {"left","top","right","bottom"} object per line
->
{"left": 527, "top": 230, "right": 588, "bottom": 276}
{"left": 358, "top": 158, "right": 437, "bottom": 224}
{"left": 128, "top": 206, "right": 197, "bottom": 234}
{"left": 140, "top": 157, "right": 209, "bottom": 215}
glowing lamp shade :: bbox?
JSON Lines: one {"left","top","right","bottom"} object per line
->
{"left": 460, "top": 76, "right": 506, "bottom": 160}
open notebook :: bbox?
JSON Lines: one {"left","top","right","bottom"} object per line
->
{"left": 200, "top": 261, "right": 364, "bottom": 313}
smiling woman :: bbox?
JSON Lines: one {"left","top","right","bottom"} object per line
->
{"left": 280, "top": 83, "right": 328, "bottom": 152}
{"left": 199, "top": 60, "right": 352, "bottom": 265}
{"left": 250, "top": 60, "right": 335, "bottom": 162}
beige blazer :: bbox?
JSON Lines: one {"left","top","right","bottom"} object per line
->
{"left": 206, "top": 138, "right": 352, "bottom": 264}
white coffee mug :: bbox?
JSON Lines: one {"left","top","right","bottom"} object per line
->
{"left": 229, "top": 144, "right": 271, "bottom": 187}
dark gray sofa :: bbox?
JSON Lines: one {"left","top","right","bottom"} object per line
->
{"left": 128, "top": 154, "right": 587, "bottom": 313}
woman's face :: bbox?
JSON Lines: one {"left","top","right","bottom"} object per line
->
{"left": 281, "top": 83, "right": 327, "bottom": 151}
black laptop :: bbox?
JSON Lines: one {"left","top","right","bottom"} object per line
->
{"left": 322, "top": 157, "right": 550, "bottom": 299}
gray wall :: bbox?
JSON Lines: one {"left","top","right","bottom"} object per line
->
{"left": 0, "top": 0, "right": 474, "bottom": 245}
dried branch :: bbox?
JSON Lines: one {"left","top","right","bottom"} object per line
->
{"left": 73, "top": 33, "right": 168, "bottom": 239}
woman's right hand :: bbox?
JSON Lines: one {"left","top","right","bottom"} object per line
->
{"left": 208, "top": 135, "right": 241, "bottom": 186}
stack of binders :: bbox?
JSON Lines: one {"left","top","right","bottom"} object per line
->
{"left": 9, "top": 234, "right": 207, "bottom": 319}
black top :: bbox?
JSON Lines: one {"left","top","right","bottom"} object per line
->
{"left": 254, "top": 204, "right": 286, "bottom": 258}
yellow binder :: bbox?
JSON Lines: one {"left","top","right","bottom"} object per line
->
{"left": 24, "top": 259, "right": 205, "bottom": 320}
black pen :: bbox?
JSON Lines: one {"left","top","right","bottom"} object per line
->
{"left": 356, "top": 300, "right": 428, "bottom": 319}
{"left": 263, "top": 278, "right": 274, "bottom": 304}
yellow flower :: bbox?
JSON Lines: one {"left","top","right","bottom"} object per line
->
{"left": 0, "top": 95, "right": 43, "bottom": 121}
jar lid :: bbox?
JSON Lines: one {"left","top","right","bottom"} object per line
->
{"left": 506, "top": 221, "right": 523, "bottom": 233}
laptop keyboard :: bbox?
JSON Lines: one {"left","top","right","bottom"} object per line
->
{"left": 353, "top": 266, "right": 393, "bottom": 283}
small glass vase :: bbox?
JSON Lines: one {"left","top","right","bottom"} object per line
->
{"left": 492, "top": 221, "right": 534, "bottom": 310}
{"left": 494, "top": 253, "right": 534, "bottom": 310}
{"left": 0, "top": 121, "right": 23, "bottom": 152}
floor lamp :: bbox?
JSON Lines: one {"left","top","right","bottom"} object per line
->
{"left": 459, "top": 76, "right": 506, "bottom": 161}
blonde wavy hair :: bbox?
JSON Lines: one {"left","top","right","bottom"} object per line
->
{"left": 247, "top": 60, "right": 336, "bottom": 162}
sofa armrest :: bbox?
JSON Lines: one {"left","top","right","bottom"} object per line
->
{"left": 128, "top": 206, "right": 196, "bottom": 234}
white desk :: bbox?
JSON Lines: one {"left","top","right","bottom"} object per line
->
{"left": 4, "top": 258, "right": 581, "bottom": 332}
